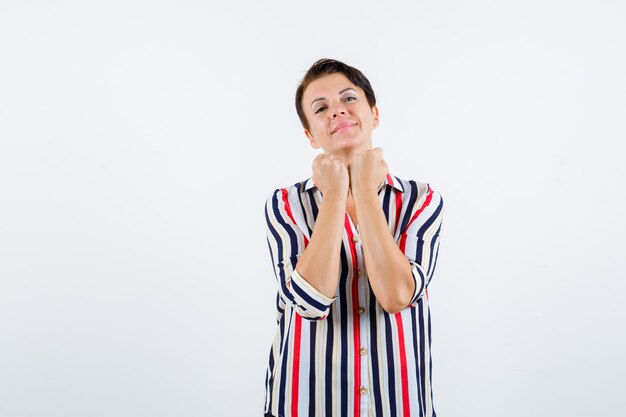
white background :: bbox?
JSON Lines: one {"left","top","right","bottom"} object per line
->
{"left": 1, "top": 1, "right": 625, "bottom": 416}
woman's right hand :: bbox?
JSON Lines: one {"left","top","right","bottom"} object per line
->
{"left": 311, "top": 153, "right": 349, "bottom": 198}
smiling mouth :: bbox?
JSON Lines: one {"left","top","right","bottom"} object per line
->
{"left": 331, "top": 122, "right": 356, "bottom": 134}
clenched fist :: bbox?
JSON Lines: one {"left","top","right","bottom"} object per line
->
{"left": 312, "top": 153, "right": 350, "bottom": 198}
{"left": 348, "top": 147, "right": 389, "bottom": 193}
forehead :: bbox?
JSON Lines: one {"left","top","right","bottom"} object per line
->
{"left": 303, "top": 73, "right": 360, "bottom": 101}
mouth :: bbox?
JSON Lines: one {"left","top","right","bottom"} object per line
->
{"left": 331, "top": 121, "right": 357, "bottom": 134}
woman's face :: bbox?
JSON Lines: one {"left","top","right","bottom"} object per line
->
{"left": 302, "top": 72, "right": 379, "bottom": 156}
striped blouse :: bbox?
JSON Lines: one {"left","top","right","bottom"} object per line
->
{"left": 263, "top": 172, "right": 444, "bottom": 417}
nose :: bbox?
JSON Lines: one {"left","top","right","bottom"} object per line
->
{"left": 330, "top": 102, "right": 347, "bottom": 118}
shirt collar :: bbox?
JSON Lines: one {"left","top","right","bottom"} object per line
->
{"left": 304, "top": 173, "right": 404, "bottom": 193}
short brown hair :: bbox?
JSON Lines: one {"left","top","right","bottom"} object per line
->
{"left": 295, "top": 58, "right": 377, "bottom": 131}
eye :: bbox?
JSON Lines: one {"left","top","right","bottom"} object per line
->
{"left": 314, "top": 106, "right": 327, "bottom": 114}
{"left": 344, "top": 96, "right": 356, "bottom": 102}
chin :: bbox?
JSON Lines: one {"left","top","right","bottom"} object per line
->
{"left": 336, "top": 133, "right": 363, "bottom": 145}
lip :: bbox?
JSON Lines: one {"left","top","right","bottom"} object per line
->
{"left": 331, "top": 121, "right": 357, "bottom": 134}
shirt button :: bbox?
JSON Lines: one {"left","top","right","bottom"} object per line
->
{"left": 358, "top": 307, "right": 365, "bottom": 315}
{"left": 359, "top": 387, "right": 368, "bottom": 395}
{"left": 357, "top": 269, "right": 363, "bottom": 277}
{"left": 360, "top": 347, "right": 368, "bottom": 356}
{"left": 352, "top": 236, "right": 359, "bottom": 243}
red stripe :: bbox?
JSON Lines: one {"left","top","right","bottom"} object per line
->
{"left": 399, "top": 232, "right": 408, "bottom": 253}
{"left": 281, "top": 188, "right": 304, "bottom": 416}
{"left": 395, "top": 313, "right": 411, "bottom": 417}
{"left": 291, "top": 313, "right": 302, "bottom": 417}
{"left": 405, "top": 187, "right": 434, "bottom": 230}
{"left": 344, "top": 214, "right": 361, "bottom": 417}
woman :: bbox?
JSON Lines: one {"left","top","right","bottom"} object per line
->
{"left": 264, "top": 59, "right": 444, "bottom": 417}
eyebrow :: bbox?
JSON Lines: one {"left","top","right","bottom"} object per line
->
{"left": 310, "top": 88, "right": 357, "bottom": 107}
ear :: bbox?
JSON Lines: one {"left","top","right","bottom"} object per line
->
{"left": 372, "top": 105, "right": 380, "bottom": 129}
{"left": 304, "top": 129, "right": 321, "bottom": 149}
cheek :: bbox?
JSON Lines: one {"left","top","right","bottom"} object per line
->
{"left": 314, "top": 121, "right": 328, "bottom": 135}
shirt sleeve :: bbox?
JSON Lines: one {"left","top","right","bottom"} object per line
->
{"left": 264, "top": 188, "right": 336, "bottom": 320}
{"left": 398, "top": 184, "right": 444, "bottom": 307}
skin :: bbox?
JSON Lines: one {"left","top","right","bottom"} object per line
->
{"left": 294, "top": 72, "right": 415, "bottom": 314}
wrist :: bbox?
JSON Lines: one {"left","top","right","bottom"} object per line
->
{"left": 351, "top": 183, "right": 377, "bottom": 198}
{"left": 350, "top": 181, "right": 376, "bottom": 194}
{"left": 323, "top": 189, "right": 348, "bottom": 203}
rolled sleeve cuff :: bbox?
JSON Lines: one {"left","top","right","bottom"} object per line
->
{"left": 290, "top": 268, "right": 336, "bottom": 318}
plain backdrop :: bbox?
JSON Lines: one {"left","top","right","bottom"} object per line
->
{"left": 1, "top": 1, "right": 625, "bottom": 416}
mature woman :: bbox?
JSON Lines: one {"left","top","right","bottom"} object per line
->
{"left": 264, "top": 59, "right": 444, "bottom": 417}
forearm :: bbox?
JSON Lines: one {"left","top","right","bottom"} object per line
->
{"left": 353, "top": 186, "right": 414, "bottom": 313}
{"left": 295, "top": 193, "right": 346, "bottom": 298}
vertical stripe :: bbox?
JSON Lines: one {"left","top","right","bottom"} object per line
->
{"left": 395, "top": 189, "right": 403, "bottom": 236}
{"left": 399, "top": 233, "right": 408, "bottom": 254}
{"left": 344, "top": 214, "right": 361, "bottom": 417}
{"left": 383, "top": 312, "right": 397, "bottom": 416}
{"left": 325, "top": 309, "right": 334, "bottom": 417}
{"left": 395, "top": 312, "right": 411, "bottom": 417}
{"left": 291, "top": 313, "right": 302, "bottom": 417}
{"left": 382, "top": 186, "right": 392, "bottom": 225}
{"left": 369, "top": 285, "right": 384, "bottom": 416}
{"left": 398, "top": 181, "right": 418, "bottom": 235}
{"left": 296, "top": 182, "right": 314, "bottom": 237}
{"left": 308, "top": 324, "right": 316, "bottom": 417}
{"left": 427, "top": 305, "right": 435, "bottom": 416}
{"left": 410, "top": 307, "right": 424, "bottom": 417}
{"left": 418, "top": 301, "right": 427, "bottom": 414}
{"left": 338, "top": 243, "right": 349, "bottom": 417}
{"left": 277, "top": 310, "right": 294, "bottom": 417}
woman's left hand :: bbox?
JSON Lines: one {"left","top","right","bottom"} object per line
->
{"left": 348, "top": 147, "right": 389, "bottom": 194}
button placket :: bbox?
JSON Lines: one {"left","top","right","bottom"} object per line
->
{"left": 355, "top": 239, "right": 371, "bottom": 415}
